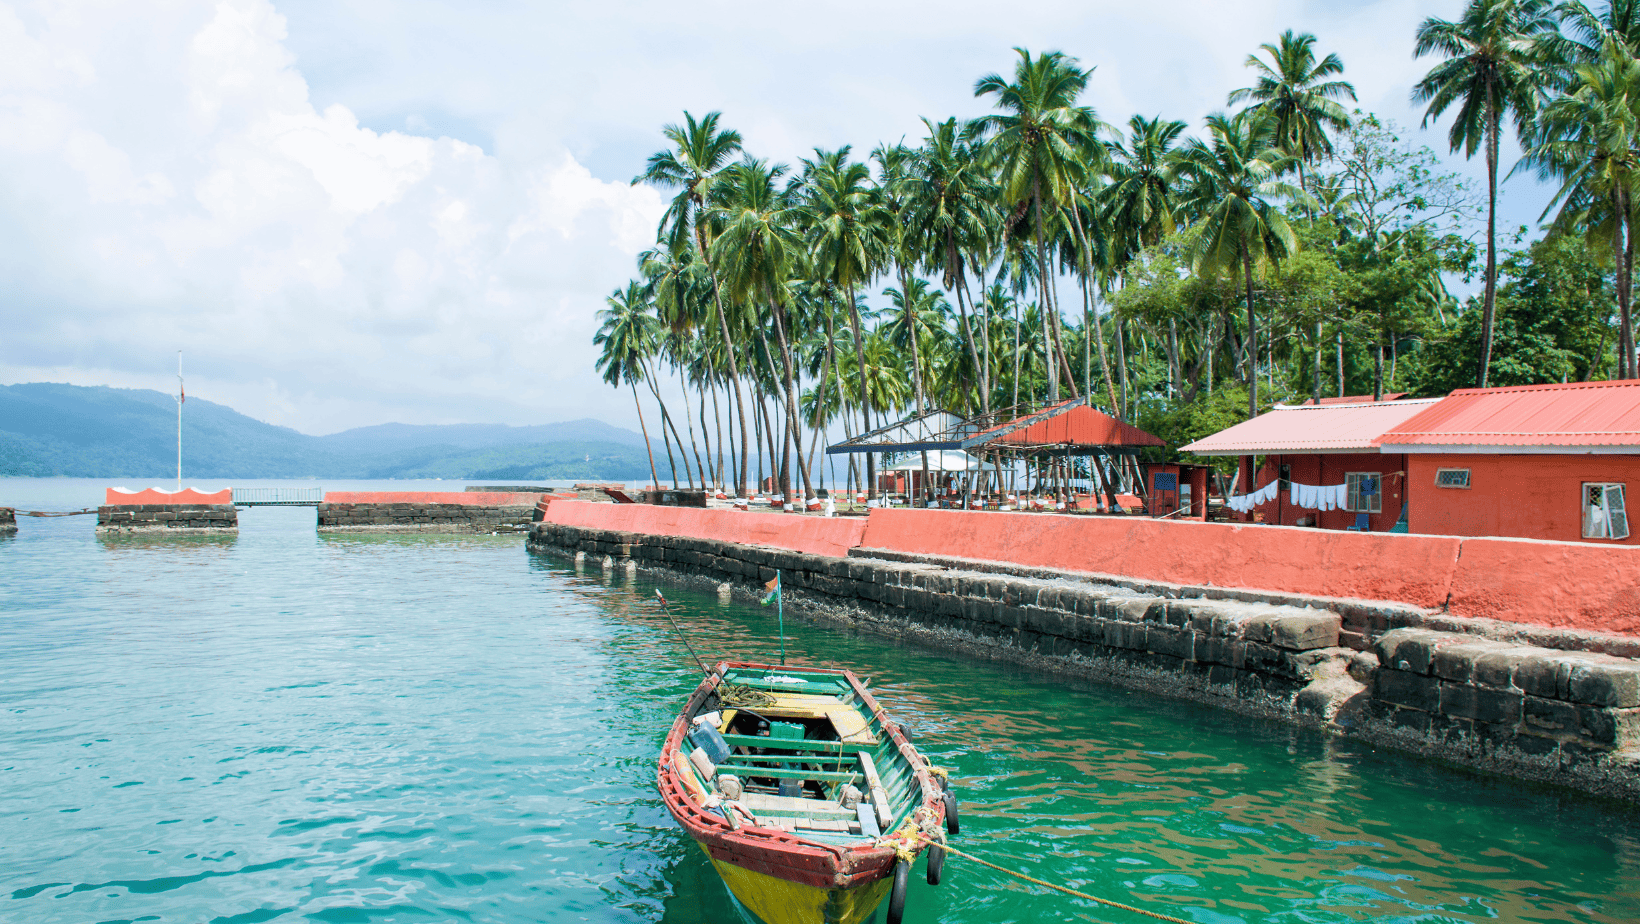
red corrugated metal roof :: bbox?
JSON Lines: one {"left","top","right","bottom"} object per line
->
{"left": 1377, "top": 380, "right": 1640, "bottom": 450}
{"left": 1179, "top": 398, "right": 1441, "bottom": 455}
{"left": 980, "top": 403, "right": 1165, "bottom": 449}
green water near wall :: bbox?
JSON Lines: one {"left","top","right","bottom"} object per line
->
{"left": 2, "top": 479, "right": 1637, "bottom": 923}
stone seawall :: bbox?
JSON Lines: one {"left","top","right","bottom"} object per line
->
{"left": 97, "top": 504, "right": 237, "bottom": 532}
{"left": 528, "top": 520, "right": 1640, "bottom": 802}
{"left": 318, "top": 502, "right": 536, "bottom": 533}
{"left": 0, "top": 507, "right": 15, "bottom": 534}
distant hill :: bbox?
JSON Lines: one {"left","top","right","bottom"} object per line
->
{"left": 0, "top": 382, "right": 652, "bottom": 480}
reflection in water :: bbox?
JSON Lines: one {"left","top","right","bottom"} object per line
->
{"left": 97, "top": 531, "right": 239, "bottom": 552}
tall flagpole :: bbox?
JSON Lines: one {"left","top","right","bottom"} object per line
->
{"left": 176, "top": 351, "right": 183, "bottom": 491}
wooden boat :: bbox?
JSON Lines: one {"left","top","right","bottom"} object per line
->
{"left": 658, "top": 661, "right": 956, "bottom": 924}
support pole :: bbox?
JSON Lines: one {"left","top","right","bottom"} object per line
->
{"left": 176, "top": 351, "right": 183, "bottom": 491}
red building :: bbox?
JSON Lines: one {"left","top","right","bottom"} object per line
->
{"left": 1378, "top": 381, "right": 1640, "bottom": 544}
{"left": 1179, "top": 397, "right": 1441, "bottom": 531}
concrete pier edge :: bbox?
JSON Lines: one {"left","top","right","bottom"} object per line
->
{"left": 96, "top": 504, "right": 237, "bottom": 533}
{"left": 527, "top": 520, "right": 1640, "bottom": 804}
{"left": 317, "top": 502, "right": 536, "bottom": 534}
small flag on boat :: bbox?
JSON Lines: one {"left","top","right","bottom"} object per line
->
{"left": 760, "top": 574, "right": 781, "bottom": 606}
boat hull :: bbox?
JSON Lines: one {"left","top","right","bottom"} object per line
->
{"left": 703, "top": 845, "right": 893, "bottom": 924}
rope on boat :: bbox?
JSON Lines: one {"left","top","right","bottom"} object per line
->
{"left": 907, "top": 834, "right": 1197, "bottom": 924}
{"left": 718, "top": 683, "right": 776, "bottom": 708}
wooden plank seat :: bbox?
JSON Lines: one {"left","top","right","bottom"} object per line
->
{"left": 714, "top": 760, "right": 862, "bottom": 784}
{"left": 739, "top": 792, "right": 859, "bottom": 817}
{"left": 720, "top": 733, "right": 875, "bottom": 754}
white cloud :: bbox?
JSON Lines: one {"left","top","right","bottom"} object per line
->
{"left": 0, "top": 0, "right": 1557, "bottom": 435}
{"left": 0, "top": 0, "right": 664, "bottom": 434}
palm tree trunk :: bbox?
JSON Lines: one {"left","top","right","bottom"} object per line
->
{"left": 1478, "top": 93, "right": 1499, "bottom": 389}
{"left": 1011, "top": 295, "right": 1023, "bottom": 408}
{"left": 699, "top": 228, "right": 750, "bottom": 497}
{"left": 843, "top": 280, "right": 877, "bottom": 500}
{"left": 1313, "top": 320, "right": 1323, "bottom": 404}
{"left": 765, "top": 293, "right": 813, "bottom": 502}
{"left": 1115, "top": 318, "right": 1129, "bottom": 419}
{"left": 710, "top": 380, "right": 726, "bottom": 490}
{"left": 949, "top": 238, "right": 985, "bottom": 414}
{"left": 1071, "top": 211, "right": 1118, "bottom": 413}
{"left": 1243, "top": 245, "right": 1258, "bottom": 418}
{"left": 1374, "top": 331, "right": 1384, "bottom": 402}
{"left": 1620, "top": 188, "right": 1635, "bottom": 379}
{"left": 677, "top": 367, "right": 706, "bottom": 487}
{"left": 631, "top": 381, "right": 660, "bottom": 490}
{"left": 1032, "top": 181, "right": 1059, "bottom": 402}
{"left": 643, "top": 371, "right": 681, "bottom": 488}
{"left": 1336, "top": 330, "right": 1345, "bottom": 397}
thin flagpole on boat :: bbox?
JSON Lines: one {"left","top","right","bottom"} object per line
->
{"left": 654, "top": 590, "right": 709, "bottom": 677}
{"left": 761, "top": 572, "right": 785, "bottom": 666}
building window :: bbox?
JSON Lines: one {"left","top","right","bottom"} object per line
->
{"left": 1435, "top": 468, "right": 1471, "bottom": 489}
{"left": 1346, "top": 472, "right": 1382, "bottom": 513}
{"left": 1583, "top": 483, "right": 1630, "bottom": 540}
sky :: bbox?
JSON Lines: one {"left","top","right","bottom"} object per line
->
{"left": 0, "top": 0, "right": 1559, "bottom": 435}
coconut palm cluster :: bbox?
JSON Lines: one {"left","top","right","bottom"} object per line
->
{"left": 598, "top": 2, "right": 1640, "bottom": 502}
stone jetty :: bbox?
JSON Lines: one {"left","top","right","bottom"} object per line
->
{"left": 97, "top": 504, "right": 238, "bottom": 532}
{"left": 317, "top": 491, "right": 546, "bottom": 533}
{"left": 528, "top": 500, "right": 1640, "bottom": 802}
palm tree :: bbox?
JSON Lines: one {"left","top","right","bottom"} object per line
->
{"left": 904, "top": 118, "right": 999, "bottom": 413}
{"left": 971, "top": 47, "right": 1105, "bottom": 403}
{"left": 594, "top": 282, "right": 662, "bottom": 489}
{"left": 709, "top": 159, "right": 813, "bottom": 502}
{"left": 1101, "top": 115, "right": 1188, "bottom": 416}
{"left": 1229, "top": 30, "right": 1357, "bottom": 194}
{"left": 1557, "top": 0, "right": 1640, "bottom": 62}
{"left": 799, "top": 147, "right": 890, "bottom": 498}
{"left": 1412, "top": 0, "right": 1559, "bottom": 388}
{"left": 1176, "top": 110, "right": 1306, "bottom": 417}
{"left": 1520, "top": 35, "right": 1640, "bottom": 377}
{"left": 633, "top": 111, "right": 753, "bottom": 495}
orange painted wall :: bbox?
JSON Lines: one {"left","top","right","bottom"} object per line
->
{"left": 1447, "top": 537, "right": 1640, "bottom": 634}
{"left": 858, "top": 507, "right": 1462, "bottom": 609}
{"left": 1250, "top": 453, "right": 1407, "bottom": 531}
{"left": 1407, "top": 453, "right": 1640, "bottom": 545}
{"left": 323, "top": 491, "right": 544, "bottom": 505}
{"left": 542, "top": 500, "right": 868, "bottom": 559}
{"left": 106, "top": 487, "right": 231, "bottom": 505}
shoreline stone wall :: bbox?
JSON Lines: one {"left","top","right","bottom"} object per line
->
{"left": 0, "top": 507, "right": 15, "bottom": 533}
{"left": 528, "top": 520, "right": 1640, "bottom": 803}
{"left": 318, "top": 502, "right": 535, "bottom": 533}
{"left": 97, "top": 504, "right": 237, "bottom": 532}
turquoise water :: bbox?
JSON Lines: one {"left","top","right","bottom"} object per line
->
{"left": 3, "top": 478, "right": 1637, "bottom": 923}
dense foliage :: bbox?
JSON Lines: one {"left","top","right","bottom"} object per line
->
{"left": 600, "top": 2, "right": 1640, "bottom": 499}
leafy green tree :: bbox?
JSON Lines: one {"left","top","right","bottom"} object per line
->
{"left": 1414, "top": 233, "right": 1617, "bottom": 394}
{"left": 1413, "top": 0, "right": 1560, "bottom": 388}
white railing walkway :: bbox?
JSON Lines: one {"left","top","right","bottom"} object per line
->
{"left": 232, "top": 487, "right": 325, "bottom": 506}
